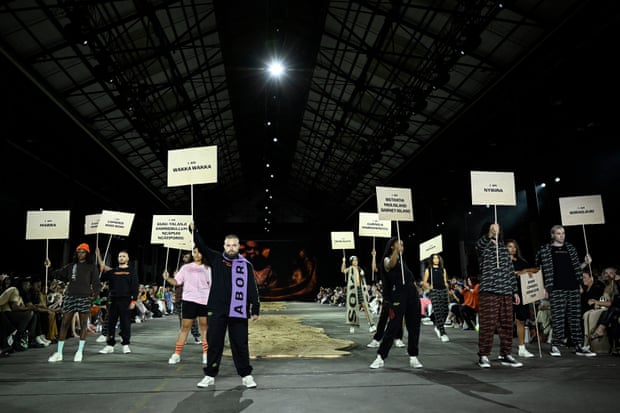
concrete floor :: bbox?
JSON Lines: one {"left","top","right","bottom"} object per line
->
{"left": 0, "top": 301, "right": 618, "bottom": 413}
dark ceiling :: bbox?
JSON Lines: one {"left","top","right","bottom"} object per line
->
{"left": 1, "top": 0, "right": 619, "bottom": 252}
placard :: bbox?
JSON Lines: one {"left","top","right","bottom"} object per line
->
{"left": 358, "top": 212, "right": 391, "bottom": 238}
{"left": 25, "top": 210, "right": 70, "bottom": 240}
{"left": 84, "top": 213, "right": 101, "bottom": 235}
{"left": 376, "top": 186, "right": 413, "bottom": 221}
{"left": 559, "top": 194, "right": 605, "bottom": 226}
{"left": 330, "top": 231, "right": 355, "bottom": 250}
{"left": 151, "top": 214, "right": 193, "bottom": 245}
{"left": 419, "top": 234, "right": 443, "bottom": 261}
{"left": 167, "top": 145, "right": 217, "bottom": 187}
{"left": 470, "top": 170, "right": 516, "bottom": 206}
{"left": 520, "top": 270, "right": 544, "bottom": 305}
{"left": 96, "top": 210, "right": 135, "bottom": 237}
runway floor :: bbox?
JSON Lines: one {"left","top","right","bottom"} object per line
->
{"left": 0, "top": 301, "right": 618, "bottom": 413}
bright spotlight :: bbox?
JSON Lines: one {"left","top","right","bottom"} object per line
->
{"left": 267, "top": 61, "right": 285, "bottom": 77}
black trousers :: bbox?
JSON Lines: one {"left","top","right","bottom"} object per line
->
{"left": 106, "top": 297, "right": 132, "bottom": 346}
{"left": 204, "top": 312, "right": 252, "bottom": 378}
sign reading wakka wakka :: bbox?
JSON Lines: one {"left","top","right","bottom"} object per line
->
{"left": 167, "top": 145, "right": 217, "bottom": 187}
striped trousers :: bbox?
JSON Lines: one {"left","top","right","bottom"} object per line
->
{"left": 478, "top": 292, "right": 514, "bottom": 357}
{"left": 549, "top": 289, "right": 583, "bottom": 347}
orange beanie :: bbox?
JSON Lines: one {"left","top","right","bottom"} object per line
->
{"left": 75, "top": 243, "right": 90, "bottom": 253}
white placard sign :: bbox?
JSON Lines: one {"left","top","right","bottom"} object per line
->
{"left": 164, "top": 239, "right": 194, "bottom": 251}
{"left": 520, "top": 270, "right": 545, "bottom": 305}
{"left": 331, "top": 231, "right": 355, "bottom": 250}
{"left": 96, "top": 210, "right": 135, "bottom": 237}
{"left": 470, "top": 170, "right": 516, "bottom": 206}
{"left": 25, "top": 210, "right": 70, "bottom": 240}
{"left": 559, "top": 195, "right": 605, "bottom": 226}
{"left": 151, "top": 215, "right": 193, "bottom": 245}
{"left": 419, "top": 234, "right": 443, "bottom": 261}
{"left": 167, "top": 145, "right": 217, "bottom": 187}
{"left": 358, "top": 212, "right": 391, "bottom": 238}
{"left": 376, "top": 186, "right": 414, "bottom": 221}
{"left": 84, "top": 214, "right": 101, "bottom": 235}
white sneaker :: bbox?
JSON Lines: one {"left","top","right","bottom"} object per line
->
{"left": 135, "top": 317, "right": 142, "bottom": 324}
{"left": 242, "top": 375, "right": 257, "bottom": 388}
{"left": 409, "top": 356, "right": 423, "bottom": 368}
{"left": 366, "top": 339, "right": 380, "bottom": 348}
{"left": 123, "top": 345, "right": 131, "bottom": 354}
{"left": 202, "top": 353, "right": 207, "bottom": 364}
{"left": 518, "top": 346, "right": 534, "bottom": 358}
{"left": 440, "top": 334, "right": 450, "bottom": 343}
{"left": 349, "top": 326, "right": 355, "bottom": 334}
{"left": 99, "top": 345, "right": 114, "bottom": 354}
{"left": 73, "top": 351, "right": 83, "bottom": 362}
{"left": 434, "top": 327, "right": 441, "bottom": 339}
{"left": 168, "top": 353, "right": 181, "bottom": 364}
{"left": 36, "top": 336, "right": 50, "bottom": 347}
{"left": 197, "top": 375, "right": 215, "bottom": 388}
{"left": 549, "top": 345, "right": 561, "bottom": 357}
{"left": 96, "top": 335, "right": 107, "bottom": 343}
{"left": 48, "top": 352, "right": 63, "bottom": 362}
{"left": 394, "top": 339, "right": 406, "bottom": 348}
{"left": 368, "top": 324, "right": 377, "bottom": 333}
{"left": 369, "top": 355, "right": 384, "bottom": 369}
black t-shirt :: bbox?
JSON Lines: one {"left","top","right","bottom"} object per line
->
{"left": 551, "top": 245, "right": 578, "bottom": 290}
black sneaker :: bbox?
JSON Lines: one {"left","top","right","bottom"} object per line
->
{"left": 478, "top": 355, "right": 491, "bottom": 368}
{"left": 500, "top": 354, "right": 523, "bottom": 367}
{"left": 575, "top": 345, "right": 596, "bottom": 357}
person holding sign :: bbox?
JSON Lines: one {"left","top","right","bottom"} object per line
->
{"left": 46, "top": 243, "right": 100, "bottom": 363}
{"left": 369, "top": 237, "right": 423, "bottom": 369}
{"left": 341, "top": 254, "right": 376, "bottom": 333}
{"left": 506, "top": 239, "right": 535, "bottom": 358}
{"left": 192, "top": 226, "right": 260, "bottom": 389}
{"left": 475, "top": 223, "right": 523, "bottom": 368}
{"left": 535, "top": 225, "right": 596, "bottom": 357}
{"left": 422, "top": 254, "right": 450, "bottom": 343}
{"left": 163, "top": 247, "right": 211, "bottom": 366}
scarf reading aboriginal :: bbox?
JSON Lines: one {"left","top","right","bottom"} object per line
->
{"left": 225, "top": 254, "right": 249, "bottom": 318}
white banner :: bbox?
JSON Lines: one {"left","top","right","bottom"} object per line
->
{"left": 520, "top": 270, "right": 545, "bottom": 305}
{"left": 376, "top": 186, "right": 414, "bottom": 221}
{"left": 470, "top": 170, "right": 516, "bottom": 206}
{"left": 151, "top": 214, "right": 193, "bottom": 245}
{"left": 167, "top": 145, "right": 217, "bottom": 187}
{"left": 330, "top": 231, "right": 355, "bottom": 250}
{"left": 25, "top": 210, "right": 70, "bottom": 240}
{"left": 419, "top": 234, "right": 443, "bottom": 261}
{"left": 358, "top": 212, "right": 391, "bottom": 238}
{"left": 559, "top": 194, "right": 605, "bottom": 226}
{"left": 96, "top": 210, "right": 135, "bottom": 237}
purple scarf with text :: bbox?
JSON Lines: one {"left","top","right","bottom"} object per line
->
{"left": 227, "top": 255, "right": 248, "bottom": 318}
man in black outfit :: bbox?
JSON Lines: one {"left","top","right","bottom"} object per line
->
{"left": 193, "top": 226, "right": 260, "bottom": 389}
{"left": 96, "top": 249, "right": 139, "bottom": 355}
